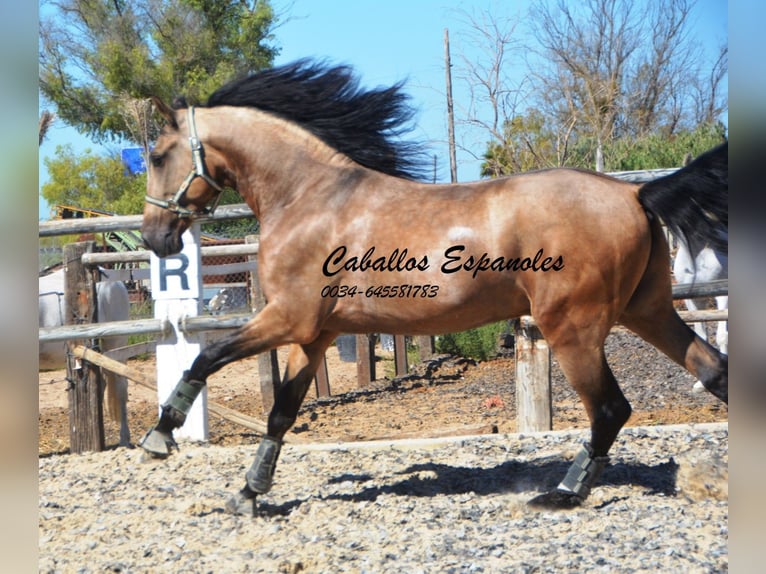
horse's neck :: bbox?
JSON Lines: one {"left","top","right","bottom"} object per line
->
{"left": 204, "top": 107, "right": 357, "bottom": 219}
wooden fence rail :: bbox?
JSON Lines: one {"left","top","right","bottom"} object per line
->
{"left": 38, "top": 204, "right": 256, "bottom": 237}
{"left": 39, "top": 281, "right": 729, "bottom": 344}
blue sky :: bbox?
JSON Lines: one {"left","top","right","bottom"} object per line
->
{"left": 38, "top": 0, "right": 728, "bottom": 220}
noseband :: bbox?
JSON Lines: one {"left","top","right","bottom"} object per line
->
{"left": 144, "top": 106, "right": 225, "bottom": 219}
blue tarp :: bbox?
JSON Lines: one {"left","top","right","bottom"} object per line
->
{"left": 121, "top": 147, "right": 147, "bottom": 175}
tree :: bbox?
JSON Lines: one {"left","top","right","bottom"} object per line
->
{"left": 606, "top": 121, "right": 727, "bottom": 171}
{"left": 41, "top": 145, "right": 146, "bottom": 216}
{"left": 455, "top": 1, "right": 727, "bottom": 175}
{"left": 39, "top": 0, "right": 280, "bottom": 147}
{"left": 42, "top": 146, "right": 261, "bottom": 239}
{"left": 451, "top": 8, "right": 528, "bottom": 172}
{"left": 529, "top": 0, "right": 726, "bottom": 168}
{"left": 481, "top": 109, "right": 564, "bottom": 176}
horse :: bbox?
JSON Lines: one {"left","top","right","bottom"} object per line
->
{"left": 138, "top": 60, "right": 728, "bottom": 514}
{"left": 672, "top": 238, "right": 728, "bottom": 356}
{"left": 39, "top": 268, "right": 132, "bottom": 447}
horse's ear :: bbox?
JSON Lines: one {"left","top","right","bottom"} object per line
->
{"left": 150, "top": 96, "right": 178, "bottom": 129}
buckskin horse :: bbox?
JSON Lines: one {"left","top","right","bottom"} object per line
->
{"left": 138, "top": 60, "right": 728, "bottom": 514}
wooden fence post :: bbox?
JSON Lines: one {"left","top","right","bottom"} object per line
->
{"left": 394, "top": 335, "right": 408, "bottom": 376}
{"left": 356, "top": 334, "right": 376, "bottom": 387}
{"left": 415, "top": 335, "right": 434, "bottom": 361}
{"left": 64, "top": 241, "right": 105, "bottom": 453}
{"left": 247, "top": 235, "right": 281, "bottom": 413}
{"left": 314, "top": 359, "right": 331, "bottom": 397}
{"left": 514, "top": 316, "right": 552, "bottom": 432}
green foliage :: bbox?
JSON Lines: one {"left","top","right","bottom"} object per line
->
{"left": 200, "top": 189, "right": 260, "bottom": 239}
{"left": 475, "top": 0, "right": 727, "bottom": 178}
{"left": 604, "top": 122, "right": 728, "bottom": 171}
{"left": 436, "top": 321, "right": 510, "bottom": 361}
{"left": 482, "top": 109, "right": 560, "bottom": 176}
{"left": 42, "top": 145, "right": 258, "bottom": 237}
{"left": 482, "top": 121, "right": 727, "bottom": 176}
{"left": 39, "top": 0, "right": 279, "bottom": 144}
{"left": 41, "top": 144, "right": 146, "bottom": 216}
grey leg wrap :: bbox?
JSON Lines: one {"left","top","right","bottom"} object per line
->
{"left": 557, "top": 443, "right": 609, "bottom": 500}
{"left": 161, "top": 372, "right": 206, "bottom": 426}
{"left": 245, "top": 436, "right": 283, "bottom": 494}
{"left": 138, "top": 371, "right": 206, "bottom": 458}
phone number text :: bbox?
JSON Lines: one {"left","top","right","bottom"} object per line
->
{"left": 320, "top": 284, "right": 439, "bottom": 299}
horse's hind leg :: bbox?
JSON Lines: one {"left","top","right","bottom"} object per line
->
{"left": 226, "top": 330, "right": 338, "bottom": 516}
{"left": 527, "top": 315, "right": 630, "bottom": 509}
{"left": 620, "top": 228, "right": 728, "bottom": 404}
{"left": 622, "top": 303, "right": 728, "bottom": 403}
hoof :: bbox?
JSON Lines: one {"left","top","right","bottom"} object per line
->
{"left": 225, "top": 490, "right": 258, "bottom": 517}
{"left": 692, "top": 381, "right": 705, "bottom": 393}
{"left": 528, "top": 489, "right": 584, "bottom": 510}
{"left": 138, "top": 426, "right": 178, "bottom": 459}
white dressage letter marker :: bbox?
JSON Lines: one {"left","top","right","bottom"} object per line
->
{"left": 150, "top": 224, "right": 208, "bottom": 441}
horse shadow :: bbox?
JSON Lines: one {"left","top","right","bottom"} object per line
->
{"left": 256, "top": 457, "right": 678, "bottom": 516}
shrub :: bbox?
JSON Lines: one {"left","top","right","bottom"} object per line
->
{"left": 436, "top": 321, "right": 510, "bottom": 361}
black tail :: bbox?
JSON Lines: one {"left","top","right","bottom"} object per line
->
{"left": 638, "top": 142, "right": 728, "bottom": 255}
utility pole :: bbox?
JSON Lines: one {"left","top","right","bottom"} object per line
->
{"left": 444, "top": 28, "right": 458, "bottom": 183}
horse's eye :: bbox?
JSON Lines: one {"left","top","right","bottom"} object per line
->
{"left": 149, "top": 153, "right": 165, "bottom": 168}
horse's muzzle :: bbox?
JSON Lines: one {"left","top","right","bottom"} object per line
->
{"left": 141, "top": 227, "right": 184, "bottom": 258}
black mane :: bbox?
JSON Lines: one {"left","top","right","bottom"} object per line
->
{"left": 204, "top": 59, "right": 429, "bottom": 181}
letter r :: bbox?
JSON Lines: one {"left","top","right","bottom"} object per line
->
{"left": 159, "top": 254, "right": 190, "bottom": 291}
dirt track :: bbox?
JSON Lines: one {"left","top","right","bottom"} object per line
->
{"left": 39, "top": 423, "right": 728, "bottom": 573}
{"left": 38, "top": 328, "right": 728, "bottom": 571}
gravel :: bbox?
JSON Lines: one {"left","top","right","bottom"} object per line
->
{"left": 39, "top": 422, "right": 727, "bottom": 573}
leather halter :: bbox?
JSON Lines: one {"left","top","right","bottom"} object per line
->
{"left": 144, "top": 106, "right": 225, "bottom": 219}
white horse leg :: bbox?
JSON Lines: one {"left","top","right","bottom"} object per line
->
{"left": 672, "top": 242, "right": 728, "bottom": 393}
{"left": 117, "top": 374, "right": 131, "bottom": 447}
{"left": 684, "top": 298, "right": 708, "bottom": 393}
{"left": 684, "top": 298, "right": 708, "bottom": 340}
{"left": 716, "top": 295, "right": 728, "bottom": 355}
{"left": 97, "top": 279, "right": 132, "bottom": 447}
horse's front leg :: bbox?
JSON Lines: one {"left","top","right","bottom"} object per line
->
{"left": 138, "top": 304, "right": 296, "bottom": 458}
{"left": 225, "top": 330, "right": 338, "bottom": 516}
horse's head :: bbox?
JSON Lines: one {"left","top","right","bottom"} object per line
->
{"left": 142, "top": 98, "right": 233, "bottom": 257}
